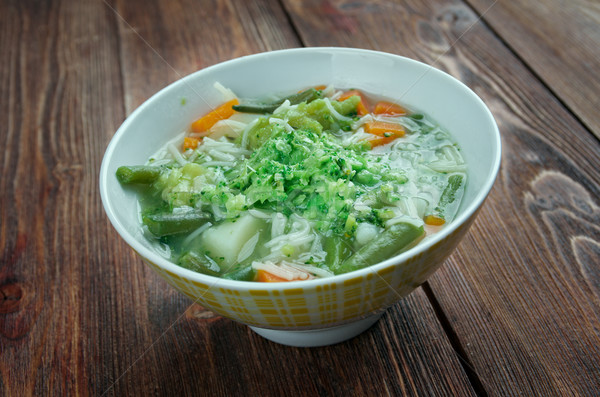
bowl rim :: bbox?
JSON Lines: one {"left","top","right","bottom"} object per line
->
{"left": 99, "top": 46, "right": 501, "bottom": 292}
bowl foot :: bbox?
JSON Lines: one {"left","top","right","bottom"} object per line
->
{"left": 248, "top": 312, "right": 384, "bottom": 347}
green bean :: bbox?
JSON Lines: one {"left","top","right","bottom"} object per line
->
{"left": 433, "top": 174, "right": 464, "bottom": 219}
{"left": 282, "top": 88, "right": 321, "bottom": 105}
{"left": 232, "top": 88, "right": 320, "bottom": 114}
{"left": 231, "top": 104, "right": 275, "bottom": 114}
{"left": 142, "top": 210, "right": 209, "bottom": 237}
{"left": 333, "top": 222, "right": 424, "bottom": 275}
{"left": 178, "top": 251, "right": 221, "bottom": 277}
{"left": 222, "top": 265, "right": 256, "bottom": 281}
{"left": 323, "top": 235, "right": 353, "bottom": 268}
{"left": 116, "top": 165, "right": 162, "bottom": 184}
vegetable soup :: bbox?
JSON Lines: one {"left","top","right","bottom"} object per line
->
{"left": 116, "top": 84, "right": 466, "bottom": 282}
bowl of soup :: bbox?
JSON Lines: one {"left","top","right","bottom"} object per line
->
{"left": 100, "top": 47, "right": 501, "bottom": 347}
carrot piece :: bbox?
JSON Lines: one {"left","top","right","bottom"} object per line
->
{"left": 424, "top": 215, "right": 446, "bottom": 226}
{"left": 183, "top": 137, "right": 200, "bottom": 151}
{"left": 338, "top": 89, "right": 369, "bottom": 116}
{"left": 256, "top": 270, "right": 290, "bottom": 282}
{"left": 373, "top": 101, "right": 407, "bottom": 116}
{"left": 365, "top": 136, "right": 397, "bottom": 148}
{"left": 364, "top": 121, "right": 405, "bottom": 138}
{"left": 191, "top": 98, "right": 239, "bottom": 133}
{"left": 363, "top": 122, "right": 405, "bottom": 148}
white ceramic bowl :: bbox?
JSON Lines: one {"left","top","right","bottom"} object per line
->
{"left": 100, "top": 48, "right": 501, "bottom": 347}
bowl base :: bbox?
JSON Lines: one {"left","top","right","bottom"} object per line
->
{"left": 249, "top": 312, "right": 384, "bottom": 347}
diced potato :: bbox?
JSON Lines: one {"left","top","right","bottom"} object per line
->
{"left": 202, "top": 214, "right": 264, "bottom": 266}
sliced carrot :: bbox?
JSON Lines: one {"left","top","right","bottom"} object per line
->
{"left": 373, "top": 101, "right": 407, "bottom": 116}
{"left": 191, "top": 98, "right": 239, "bottom": 133}
{"left": 364, "top": 121, "right": 405, "bottom": 138}
{"left": 183, "top": 137, "right": 200, "bottom": 151}
{"left": 338, "top": 89, "right": 369, "bottom": 116}
{"left": 362, "top": 122, "right": 405, "bottom": 148}
{"left": 424, "top": 215, "right": 446, "bottom": 226}
{"left": 365, "top": 136, "right": 397, "bottom": 148}
{"left": 256, "top": 270, "right": 290, "bottom": 283}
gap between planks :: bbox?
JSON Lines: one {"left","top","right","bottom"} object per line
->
{"left": 422, "top": 282, "right": 490, "bottom": 397}
{"left": 461, "top": 0, "right": 600, "bottom": 145}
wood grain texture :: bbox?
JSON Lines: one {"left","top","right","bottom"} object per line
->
{"left": 100, "top": 289, "right": 477, "bottom": 396}
{"left": 466, "top": 0, "right": 600, "bottom": 139}
{"left": 281, "top": 0, "right": 600, "bottom": 395}
{"left": 2, "top": 0, "right": 599, "bottom": 395}
{"left": 0, "top": 0, "right": 126, "bottom": 395}
{"left": 111, "top": 0, "right": 302, "bottom": 114}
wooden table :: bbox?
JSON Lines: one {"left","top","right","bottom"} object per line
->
{"left": 2, "top": 0, "right": 599, "bottom": 395}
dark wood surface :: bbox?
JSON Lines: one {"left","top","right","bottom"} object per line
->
{"left": 1, "top": 0, "right": 598, "bottom": 395}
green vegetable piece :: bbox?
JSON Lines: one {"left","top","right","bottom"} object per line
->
{"left": 287, "top": 115, "right": 323, "bottom": 134}
{"left": 297, "top": 96, "right": 359, "bottom": 133}
{"left": 178, "top": 251, "right": 221, "bottom": 277}
{"left": 116, "top": 166, "right": 162, "bottom": 184}
{"left": 323, "top": 235, "right": 353, "bottom": 267}
{"left": 354, "top": 169, "right": 380, "bottom": 186}
{"left": 245, "top": 118, "right": 284, "bottom": 150}
{"left": 284, "top": 88, "right": 320, "bottom": 105}
{"left": 433, "top": 174, "right": 464, "bottom": 219}
{"left": 334, "top": 222, "right": 425, "bottom": 275}
{"left": 332, "top": 95, "right": 360, "bottom": 116}
{"left": 222, "top": 265, "right": 256, "bottom": 281}
{"left": 231, "top": 104, "right": 276, "bottom": 114}
{"left": 142, "top": 210, "right": 209, "bottom": 237}
{"left": 233, "top": 88, "right": 320, "bottom": 114}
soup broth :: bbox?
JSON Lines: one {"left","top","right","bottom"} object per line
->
{"left": 116, "top": 84, "right": 466, "bottom": 282}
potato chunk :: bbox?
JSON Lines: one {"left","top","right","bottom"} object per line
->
{"left": 202, "top": 214, "right": 264, "bottom": 267}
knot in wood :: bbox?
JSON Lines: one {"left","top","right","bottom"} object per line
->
{"left": 0, "top": 282, "right": 23, "bottom": 314}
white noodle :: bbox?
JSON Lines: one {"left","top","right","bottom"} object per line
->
{"left": 324, "top": 97, "right": 353, "bottom": 122}
{"left": 271, "top": 213, "right": 287, "bottom": 239}
{"left": 207, "top": 149, "right": 235, "bottom": 162}
{"left": 269, "top": 117, "right": 294, "bottom": 132}
{"left": 264, "top": 216, "right": 310, "bottom": 248}
{"left": 321, "top": 84, "right": 335, "bottom": 97}
{"left": 182, "top": 222, "right": 212, "bottom": 247}
{"left": 251, "top": 260, "right": 333, "bottom": 280}
{"left": 426, "top": 161, "right": 467, "bottom": 173}
{"left": 273, "top": 99, "right": 292, "bottom": 115}
{"left": 213, "top": 81, "right": 237, "bottom": 101}
{"left": 241, "top": 118, "right": 261, "bottom": 149}
{"left": 201, "top": 161, "right": 235, "bottom": 168}
{"left": 237, "top": 232, "right": 260, "bottom": 263}
{"left": 168, "top": 143, "right": 188, "bottom": 166}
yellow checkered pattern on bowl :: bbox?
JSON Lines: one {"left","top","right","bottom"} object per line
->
{"left": 139, "top": 220, "right": 469, "bottom": 330}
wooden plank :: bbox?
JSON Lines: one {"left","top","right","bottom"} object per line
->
{"left": 111, "top": 0, "right": 302, "bottom": 114}
{"left": 466, "top": 0, "right": 600, "bottom": 139}
{"left": 99, "top": 289, "right": 477, "bottom": 396}
{"left": 0, "top": 0, "right": 127, "bottom": 395}
{"left": 281, "top": 0, "right": 600, "bottom": 395}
